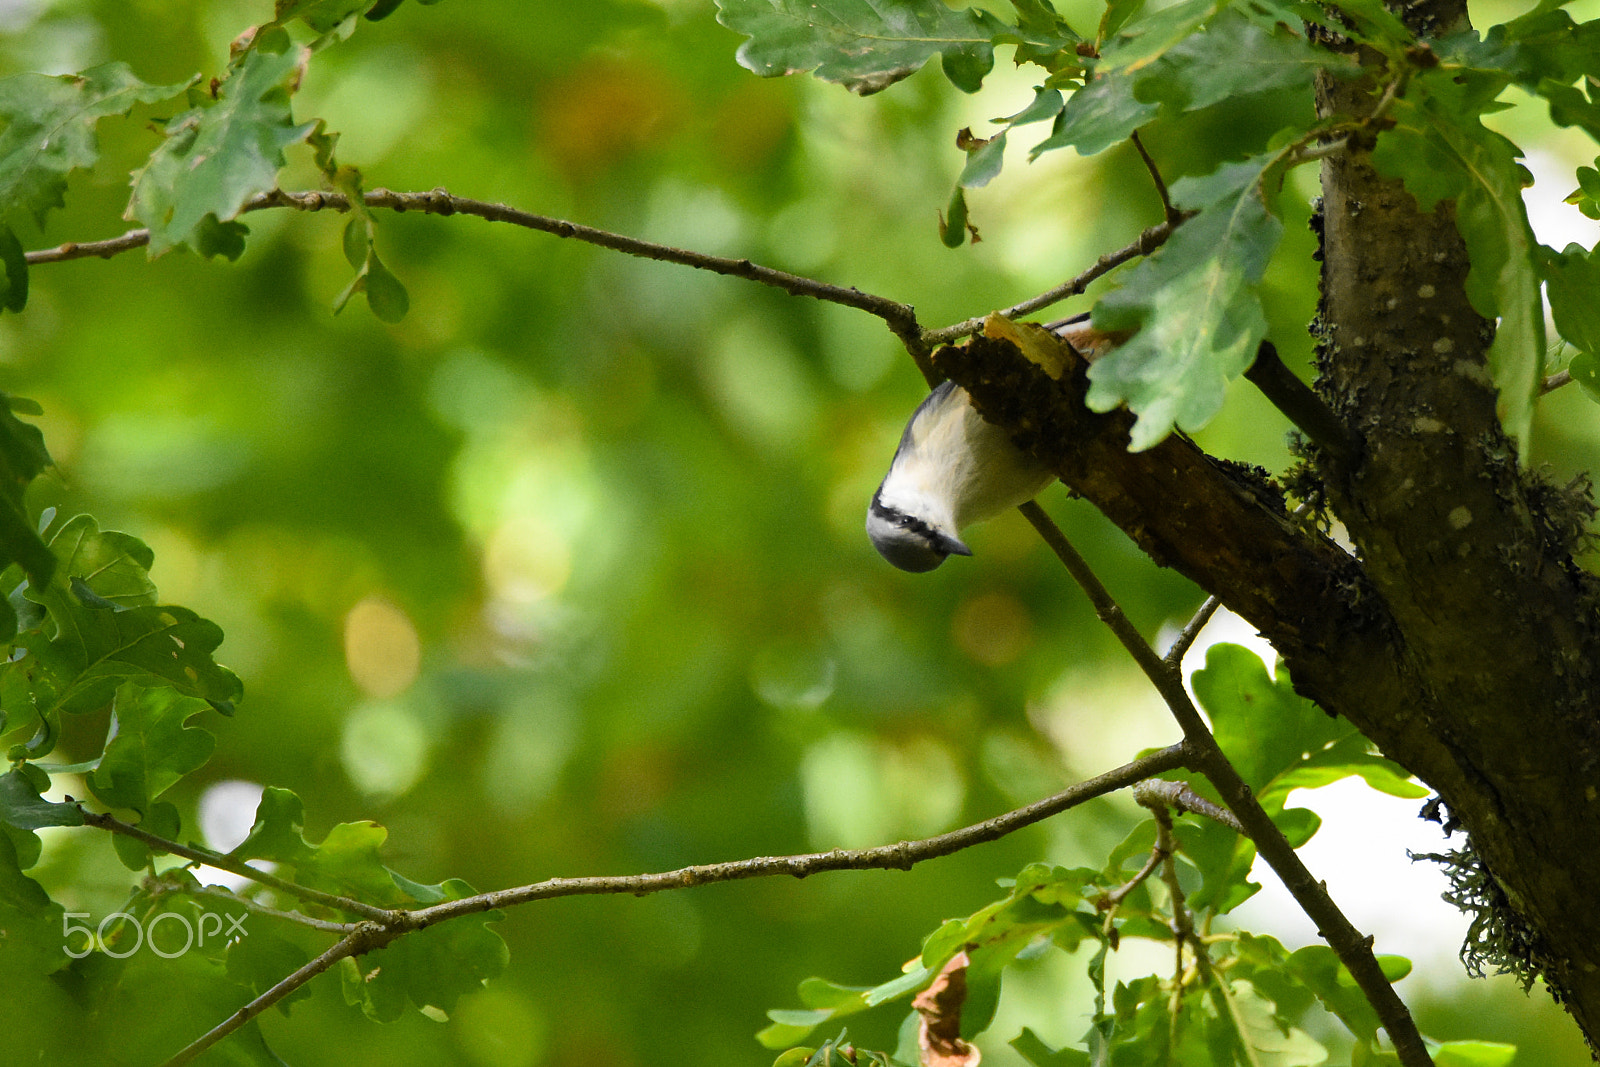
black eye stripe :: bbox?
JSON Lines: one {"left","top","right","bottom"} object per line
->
{"left": 871, "top": 489, "right": 939, "bottom": 543}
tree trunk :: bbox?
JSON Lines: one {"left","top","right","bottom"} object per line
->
{"left": 938, "top": 5, "right": 1600, "bottom": 1044}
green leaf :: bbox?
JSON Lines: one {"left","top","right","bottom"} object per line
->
{"left": 362, "top": 253, "right": 410, "bottom": 323}
{"left": 1032, "top": 72, "right": 1158, "bottom": 158}
{"left": 1372, "top": 81, "right": 1545, "bottom": 454}
{"left": 4, "top": 515, "right": 243, "bottom": 724}
{"left": 1190, "top": 643, "right": 1421, "bottom": 810}
{"left": 1542, "top": 243, "right": 1600, "bottom": 358}
{"left": 0, "top": 62, "right": 189, "bottom": 226}
{"left": 958, "top": 130, "right": 1008, "bottom": 189}
{"left": 1284, "top": 944, "right": 1382, "bottom": 1040}
{"left": 715, "top": 0, "right": 1014, "bottom": 95}
{"left": 110, "top": 798, "right": 179, "bottom": 870}
{"left": 1089, "top": 153, "right": 1283, "bottom": 449}
{"left": 231, "top": 786, "right": 318, "bottom": 864}
{"left": 344, "top": 881, "right": 508, "bottom": 1020}
{"left": 0, "top": 223, "right": 26, "bottom": 313}
{"left": 1433, "top": 1040, "right": 1517, "bottom": 1067}
{"left": 798, "top": 977, "right": 873, "bottom": 1011}
{"left": 1221, "top": 979, "right": 1329, "bottom": 1067}
{"left": 0, "top": 826, "right": 66, "bottom": 977}
{"left": 0, "top": 767, "right": 83, "bottom": 830}
{"left": 193, "top": 215, "right": 250, "bottom": 261}
{"left": 226, "top": 926, "right": 315, "bottom": 1009}
{"left": 88, "top": 685, "right": 215, "bottom": 816}
{"left": 0, "top": 396, "right": 54, "bottom": 590}
{"left": 126, "top": 47, "right": 318, "bottom": 256}
{"left": 233, "top": 787, "right": 462, "bottom": 912}
{"left": 940, "top": 186, "right": 970, "bottom": 248}
{"left": 1569, "top": 350, "right": 1600, "bottom": 402}
{"left": 1033, "top": 9, "right": 1355, "bottom": 159}
{"left": 1011, "top": 1027, "right": 1090, "bottom": 1067}
{"left": 274, "top": 0, "right": 374, "bottom": 32}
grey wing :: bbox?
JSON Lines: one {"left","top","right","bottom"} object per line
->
{"left": 896, "top": 379, "right": 961, "bottom": 459}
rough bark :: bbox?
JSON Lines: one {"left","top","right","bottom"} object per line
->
{"left": 938, "top": 43, "right": 1600, "bottom": 1041}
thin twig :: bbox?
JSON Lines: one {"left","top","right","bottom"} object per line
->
{"left": 23, "top": 187, "right": 1192, "bottom": 380}
{"left": 1016, "top": 500, "right": 1434, "bottom": 1067}
{"left": 390, "top": 744, "right": 1189, "bottom": 926}
{"left": 79, "top": 808, "right": 393, "bottom": 922}
{"left": 1542, "top": 369, "right": 1573, "bottom": 395}
{"left": 1130, "top": 131, "right": 1180, "bottom": 226}
{"left": 1288, "top": 137, "right": 1350, "bottom": 165}
{"left": 1135, "top": 778, "right": 1245, "bottom": 833}
{"left": 1164, "top": 595, "right": 1221, "bottom": 669}
{"left": 1243, "top": 341, "right": 1356, "bottom": 463}
{"left": 149, "top": 746, "right": 1188, "bottom": 1063}
{"left": 922, "top": 216, "right": 1187, "bottom": 347}
{"left": 24, "top": 187, "right": 936, "bottom": 380}
{"left": 180, "top": 883, "right": 359, "bottom": 934}
{"left": 161, "top": 924, "right": 392, "bottom": 1067}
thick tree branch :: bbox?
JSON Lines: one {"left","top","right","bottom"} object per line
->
{"left": 1316, "top": 32, "right": 1600, "bottom": 1043}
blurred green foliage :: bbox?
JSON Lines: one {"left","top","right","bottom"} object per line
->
{"left": 0, "top": 0, "right": 1595, "bottom": 1064}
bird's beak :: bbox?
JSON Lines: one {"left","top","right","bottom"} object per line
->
{"left": 935, "top": 532, "right": 973, "bottom": 558}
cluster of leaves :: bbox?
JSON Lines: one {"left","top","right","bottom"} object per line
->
{"left": 759, "top": 644, "right": 1515, "bottom": 1067}
{"left": 0, "top": 0, "right": 426, "bottom": 322}
{"left": 0, "top": 394, "right": 504, "bottom": 1059}
{"left": 0, "top": 2, "right": 514, "bottom": 1060}
{"left": 717, "top": 0, "right": 1600, "bottom": 453}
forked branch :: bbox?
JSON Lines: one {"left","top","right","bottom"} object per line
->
{"left": 141, "top": 743, "right": 1189, "bottom": 1067}
{"left": 1017, "top": 501, "right": 1433, "bottom": 1067}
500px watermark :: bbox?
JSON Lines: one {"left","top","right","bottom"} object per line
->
{"left": 62, "top": 910, "right": 249, "bottom": 959}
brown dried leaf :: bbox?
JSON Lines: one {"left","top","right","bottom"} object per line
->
{"left": 912, "top": 951, "right": 981, "bottom": 1067}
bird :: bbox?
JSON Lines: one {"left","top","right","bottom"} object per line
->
{"left": 865, "top": 314, "right": 1116, "bottom": 572}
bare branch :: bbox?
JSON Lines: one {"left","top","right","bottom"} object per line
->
{"left": 1164, "top": 595, "right": 1221, "bottom": 670}
{"left": 23, "top": 187, "right": 936, "bottom": 380}
{"left": 175, "top": 883, "right": 359, "bottom": 935}
{"left": 25, "top": 229, "right": 151, "bottom": 263}
{"left": 1130, "top": 131, "right": 1180, "bottom": 226}
{"left": 79, "top": 808, "right": 393, "bottom": 923}
{"left": 1135, "top": 778, "right": 1244, "bottom": 833}
{"left": 147, "top": 745, "right": 1186, "bottom": 1062}
{"left": 1243, "top": 341, "right": 1356, "bottom": 463}
{"left": 1016, "top": 501, "right": 1434, "bottom": 1067}
{"left": 399, "top": 743, "right": 1188, "bottom": 924}
{"left": 922, "top": 216, "right": 1186, "bottom": 347}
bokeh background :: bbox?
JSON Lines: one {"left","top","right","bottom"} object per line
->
{"left": 3, "top": 0, "right": 1598, "bottom": 1063}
